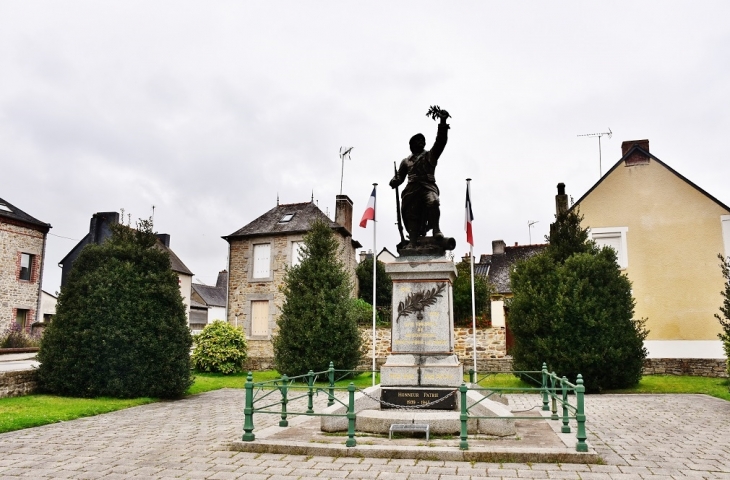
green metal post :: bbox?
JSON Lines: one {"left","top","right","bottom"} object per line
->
{"left": 459, "top": 383, "right": 469, "bottom": 450}
{"left": 279, "top": 374, "right": 289, "bottom": 427}
{"left": 307, "top": 370, "right": 315, "bottom": 414}
{"left": 575, "top": 374, "right": 588, "bottom": 452}
{"left": 561, "top": 376, "right": 571, "bottom": 433}
{"left": 469, "top": 368, "right": 475, "bottom": 384}
{"left": 242, "top": 372, "right": 255, "bottom": 441}
{"left": 346, "top": 382, "right": 357, "bottom": 447}
{"left": 550, "top": 373, "right": 559, "bottom": 420}
{"left": 327, "top": 361, "right": 335, "bottom": 407}
{"left": 541, "top": 362, "right": 549, "bottom": 411}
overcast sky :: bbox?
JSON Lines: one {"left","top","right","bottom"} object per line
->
{"left": 2, "top": 1, "right": 729, "bottom": 294}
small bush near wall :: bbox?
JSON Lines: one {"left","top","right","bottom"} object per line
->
{"left": 192, "top": 321, "right": 248, "bottom": 374}
{"left": 0, "top": 324, "right": 40, "bottom": 349}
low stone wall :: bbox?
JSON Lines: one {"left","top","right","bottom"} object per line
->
{"left": 0, "top": 370, "right": 38, "bottom": 398}
{"left": 642, "top": 358, "right": 728, "bottom": 378}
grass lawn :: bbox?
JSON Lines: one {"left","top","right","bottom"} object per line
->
{"left": 1, "top": 370, "right": 727, "bottom": 435}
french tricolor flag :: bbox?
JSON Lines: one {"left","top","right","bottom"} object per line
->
{"left": 359, "top": 187, "right": 376, "bottom": 228}
{"left": 465, "top": 181, "right": 474, "bottom": 246}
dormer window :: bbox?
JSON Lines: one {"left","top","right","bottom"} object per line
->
{"left": 279, "top": 213, "right": 295, "bottom": 223}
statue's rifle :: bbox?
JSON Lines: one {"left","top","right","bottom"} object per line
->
{"left": 394, "top": 161, "right": 407, "bottom": 248}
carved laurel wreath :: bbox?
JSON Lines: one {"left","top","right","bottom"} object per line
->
{"left": 396, "top": 283, "right": 446, "bottom": 322}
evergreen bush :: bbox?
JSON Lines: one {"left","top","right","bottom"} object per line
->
{"left": 452, "top": 257, "right": 493, "bottom": 327}
{"left": 509, "top": 208, "right": 648, "bottom": 393}
{"left": 356, "top": 257, "right": 392, "bottom": 324}
{"left": 36, "top": 219, "right": 193, "bottom": 398}
{"left": 192, "top": 320, "right": 248, "bottom": 374}
{"left": 715, "top": 253, "right": 730, "bottom": 377}
{"left": 272, "top": 219, "right": 362, "bottom": 376}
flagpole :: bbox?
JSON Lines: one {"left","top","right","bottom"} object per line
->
{"left": 372, "top": 183, "right": 378, "bottom": 387}
{"left": 467, "top": 178, "right": 477, "bottom": 379}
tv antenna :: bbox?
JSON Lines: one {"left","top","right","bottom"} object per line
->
{"left": 528, "top": 220, "right": 539, "bottom": 245}
{"left": 578, "top": 128, "right": 612, "bottom": 178}
{"left": 339, "top": 147, "right": 354, "bottom": 195}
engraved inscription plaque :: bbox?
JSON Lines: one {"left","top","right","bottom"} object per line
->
{"left": 380, "top": 388, "right": 456, "bottom": 410}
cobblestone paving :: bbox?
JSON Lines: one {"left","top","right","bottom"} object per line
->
{"left": 1, "top": 389, "right": 729, "bottom": 479}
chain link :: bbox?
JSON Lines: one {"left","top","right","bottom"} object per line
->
{"left": 355, "top": 387, "right": 458, "bottom": 410}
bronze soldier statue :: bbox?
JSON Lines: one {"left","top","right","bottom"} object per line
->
{"left": 390, "top": 107, "right": 454, "bottom": 254}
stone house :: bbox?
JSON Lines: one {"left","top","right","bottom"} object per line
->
{"left": 223, "top": 196, "right": 361, "bottom": 367}
{"left": 59, "top": 212, "right": 194, "bottom": 322}
{"left": 572, "top": 139, "right": 730, "bottom": 360}
{"left": 0, "top": 197, "right": 51, "bottom": 332}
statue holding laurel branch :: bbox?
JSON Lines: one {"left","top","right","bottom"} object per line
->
{"left": 390, "top": 105, "right": 456, "bottom": 255}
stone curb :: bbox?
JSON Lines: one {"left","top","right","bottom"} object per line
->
{"left": 228, "top": 438, "right": 601, "bottom": 464}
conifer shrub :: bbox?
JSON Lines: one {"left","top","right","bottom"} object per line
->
{"left": 36, "top": 219, "right": 193, "bottom": 398}
{"left": 272, "top": 220, "right": 362, "bottom": 376}
{"left": 453, "top": 257, "right": 493, "bottom": 327}
{"left": 356, "top": 257, "right": 392, "bottom": 324}
{"left": 192, "top": 320, "right": 247, "bottom": 374}
{"left": 715, "top": 254, "right": 730, "bottom": 377}
{"left": 509, "top": 208, "right": 648, "bottom": 393}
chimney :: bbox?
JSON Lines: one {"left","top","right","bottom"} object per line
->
{"left": 621, "top": 139, "right": 650, "bottom": 157}
{"left": 89, "top": 212, "right": 119, "bottom": 245}
{"left": 461, "top": 253, "right": 471, "bottom": 263}
{"left": 156, "top": 233, "right": 171, "bottom": 247}
{"left": 555, "top": 183, "right": 569, "bottom": 215}
{"left": 335, "top": 195, "right": 353, "bottom": 233}
{"left": 359, "top": 250, "right": 369, "bottom": 263}
{"left": 216, "top": 270, "right": 228, "bottom": 288}
{"left": 492, "top": 240, "right": 506, "bottom": 255}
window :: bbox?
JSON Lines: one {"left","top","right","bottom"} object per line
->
{"left": 279, "top": 213, "right": 295, "bottom": 223}
{"left": 16, "top": 309, "right": 29, "bottom": 330}
{"left": 19, "top": 253, "right": 33, "bottom": 281}
{"left": 252, "top": 244, "right": 271, "bottom": 279}
{"left": 590, "top": 227, "right": 629, "bottom": 269}
{"left": 250, "top": 300, "right": 269, "bottom": 337}
{"left": 722, "top": 215, "right": 730, "bottom": 258}
{"left": 0, "top": 203, "right": 11, "bottom": 212}
{"left": 291, "top": 241, "right": 304, "bottom": 267}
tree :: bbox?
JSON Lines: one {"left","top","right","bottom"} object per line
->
{"left": 37, "top": 219, "right": 193, "bottom": 398}
{"left": 452, "top": 257, "right": 493, "bottom": 327}
{"left": 355, "top": 257, "right": 392, "bottom": 323}
{"left": 508, "top": 208, "right": 648, "bottom": 392}
{"left": 272, "top": 219, "right": 363, "bottom": 375}
{"left": 715, "top": 253, "right": 730, "bottom": 376}
{"left": 192, "top": 320, "right": 248, "bottom": 374}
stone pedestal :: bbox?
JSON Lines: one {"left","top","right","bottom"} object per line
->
{"left": 381, "top": 255, "right": 463, "bottom": 388}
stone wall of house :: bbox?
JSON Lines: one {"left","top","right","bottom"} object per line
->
{"left": 642, "top": 358, "right": 728, "bottom": 378}
{"left": 0, "top": 219, "right": 45, "bottom": 332}
{"left": 0, "top": 370, "right": 38, "bottom": 398}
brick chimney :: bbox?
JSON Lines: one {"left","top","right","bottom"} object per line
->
{"left": 492, "top": 240, "right": 506, "bottom": 255}
{"left": 621, "top": 139, "right": 650, "bottom": 156}
{"left": 555, "top": 182, "right": 569, "bottom": 215}
{"left": 335, "top": 195, "right": 353, "bottom": 233}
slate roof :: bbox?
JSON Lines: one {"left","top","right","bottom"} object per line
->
{"left": 0, "top": 197, "right": 51, "bottom": 232}
{"left": 571, "top": 143, "right": 730, "bottom": 213}
{"left": 478, "top": 244, "right": 547, "bottom": 294}
{"left": 192, "top": 283, "right": 226, "bottom": 308}
{"left": 157, "top": 242, "right": 194, "bottom": 276}
{"left": 224, "top": 202, "right": 349, "bottom": 240}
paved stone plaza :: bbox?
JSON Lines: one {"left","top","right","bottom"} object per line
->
{"left": 1, "top": 389, "right": 729, "bottom": 479}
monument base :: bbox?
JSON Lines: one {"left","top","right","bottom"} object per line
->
{"left": 380, "top": 354, "right": 463, "bottom": 387}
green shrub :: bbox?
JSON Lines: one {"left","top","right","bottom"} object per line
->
{"left": 0, "top": 324, "right": 41, "bottom": 348}
{"left": 715, "top": 253, "right": 730, "bottom": 378}
{"left": 453, "top": 257, "right": 493, "bottom": 327}
{"left": 192, "top": 320, "right": 248, "bottom": 374}
{"left": 273, "top": 219, "right": 362, "bottom": 376}
{"left": 36, "top": 219, "right": 193, "bottom": 398}
{"left": 509, "top": 208, "right": 648, "bottom": 393}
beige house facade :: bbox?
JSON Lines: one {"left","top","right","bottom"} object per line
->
{"left": 574, "top": 139, "right": 730, "bottom": 359}
{"left": 0, "top": 198, "right": 51, "bottom": 332}
{"left": 224, "top": 196, "right": 360, "bottom": 366}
